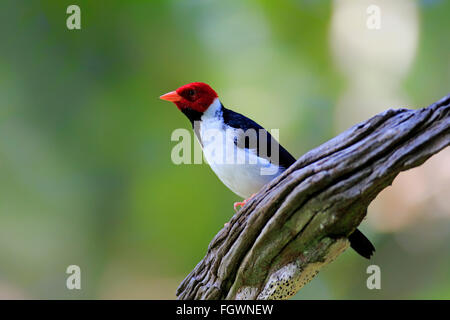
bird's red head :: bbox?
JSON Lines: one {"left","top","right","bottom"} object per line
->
{"left": 160, "top": 82, "right": 218, "bottom": 113}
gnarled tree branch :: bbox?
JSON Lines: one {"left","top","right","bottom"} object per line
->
{"left": 177, "top": 94, "right": 450, "bottom": 300}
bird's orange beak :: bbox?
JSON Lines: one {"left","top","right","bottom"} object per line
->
{"left": 160, "top": 90, "right": 182, "bottom": 102}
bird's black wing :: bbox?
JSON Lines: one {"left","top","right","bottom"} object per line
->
{"left": 222, "top": 106, "right": 296, "bottom": 170}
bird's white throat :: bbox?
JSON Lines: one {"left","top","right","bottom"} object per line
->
{"left": 202, "top": 97, "right": 223, "bottom": 120}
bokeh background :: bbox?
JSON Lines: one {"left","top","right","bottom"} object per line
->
{"left": 0, "top": 0, "right": 448, "bottom": 299}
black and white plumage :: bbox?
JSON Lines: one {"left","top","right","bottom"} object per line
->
{"left": 196, "top": 98, "right": 295, "bottom": 199}
{"left": 161, "top": 82, "right": 375, "bottom": 259}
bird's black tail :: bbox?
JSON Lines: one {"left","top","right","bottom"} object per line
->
{"left": 348, "top": 229, "right": 375, "bottom": 259}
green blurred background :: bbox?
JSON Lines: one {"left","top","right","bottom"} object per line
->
{"left": 0, "top": 0, "right": 449, "bottom": 299}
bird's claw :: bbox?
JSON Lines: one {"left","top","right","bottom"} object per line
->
{"left": 233, "top": 200, "right": 247, "bottom": 212}
{"left": 233, "top": 194, "right": 256, "bottom": 212}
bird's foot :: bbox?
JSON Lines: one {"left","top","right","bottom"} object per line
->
{"left": 233, "top": 200, "right": 247, "bottom": 211}
{"left": 233, "top": 194, "right": 256, "bottom": 212}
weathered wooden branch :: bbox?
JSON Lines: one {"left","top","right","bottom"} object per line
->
{"left": 177, "top": 94, "right": 450, "bottom": 300}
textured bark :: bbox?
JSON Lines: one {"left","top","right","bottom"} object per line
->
{"left": 176, "top": 94, "right": 450, "bottom": 300}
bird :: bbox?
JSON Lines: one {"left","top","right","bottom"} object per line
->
{"left": 160, "top": 82, "right": 375, "bottom": 259}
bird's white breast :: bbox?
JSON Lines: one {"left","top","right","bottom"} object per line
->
{"left": 197, "top": 99, "right": 282, "bottom": 199}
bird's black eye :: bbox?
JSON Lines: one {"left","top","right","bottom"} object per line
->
{"left": 188, "top": 89, "right": 196, "bottom": 96}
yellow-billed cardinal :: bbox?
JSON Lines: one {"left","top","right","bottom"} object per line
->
{"left": 160, "top": 82, "right": 375, "bottom": 259}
